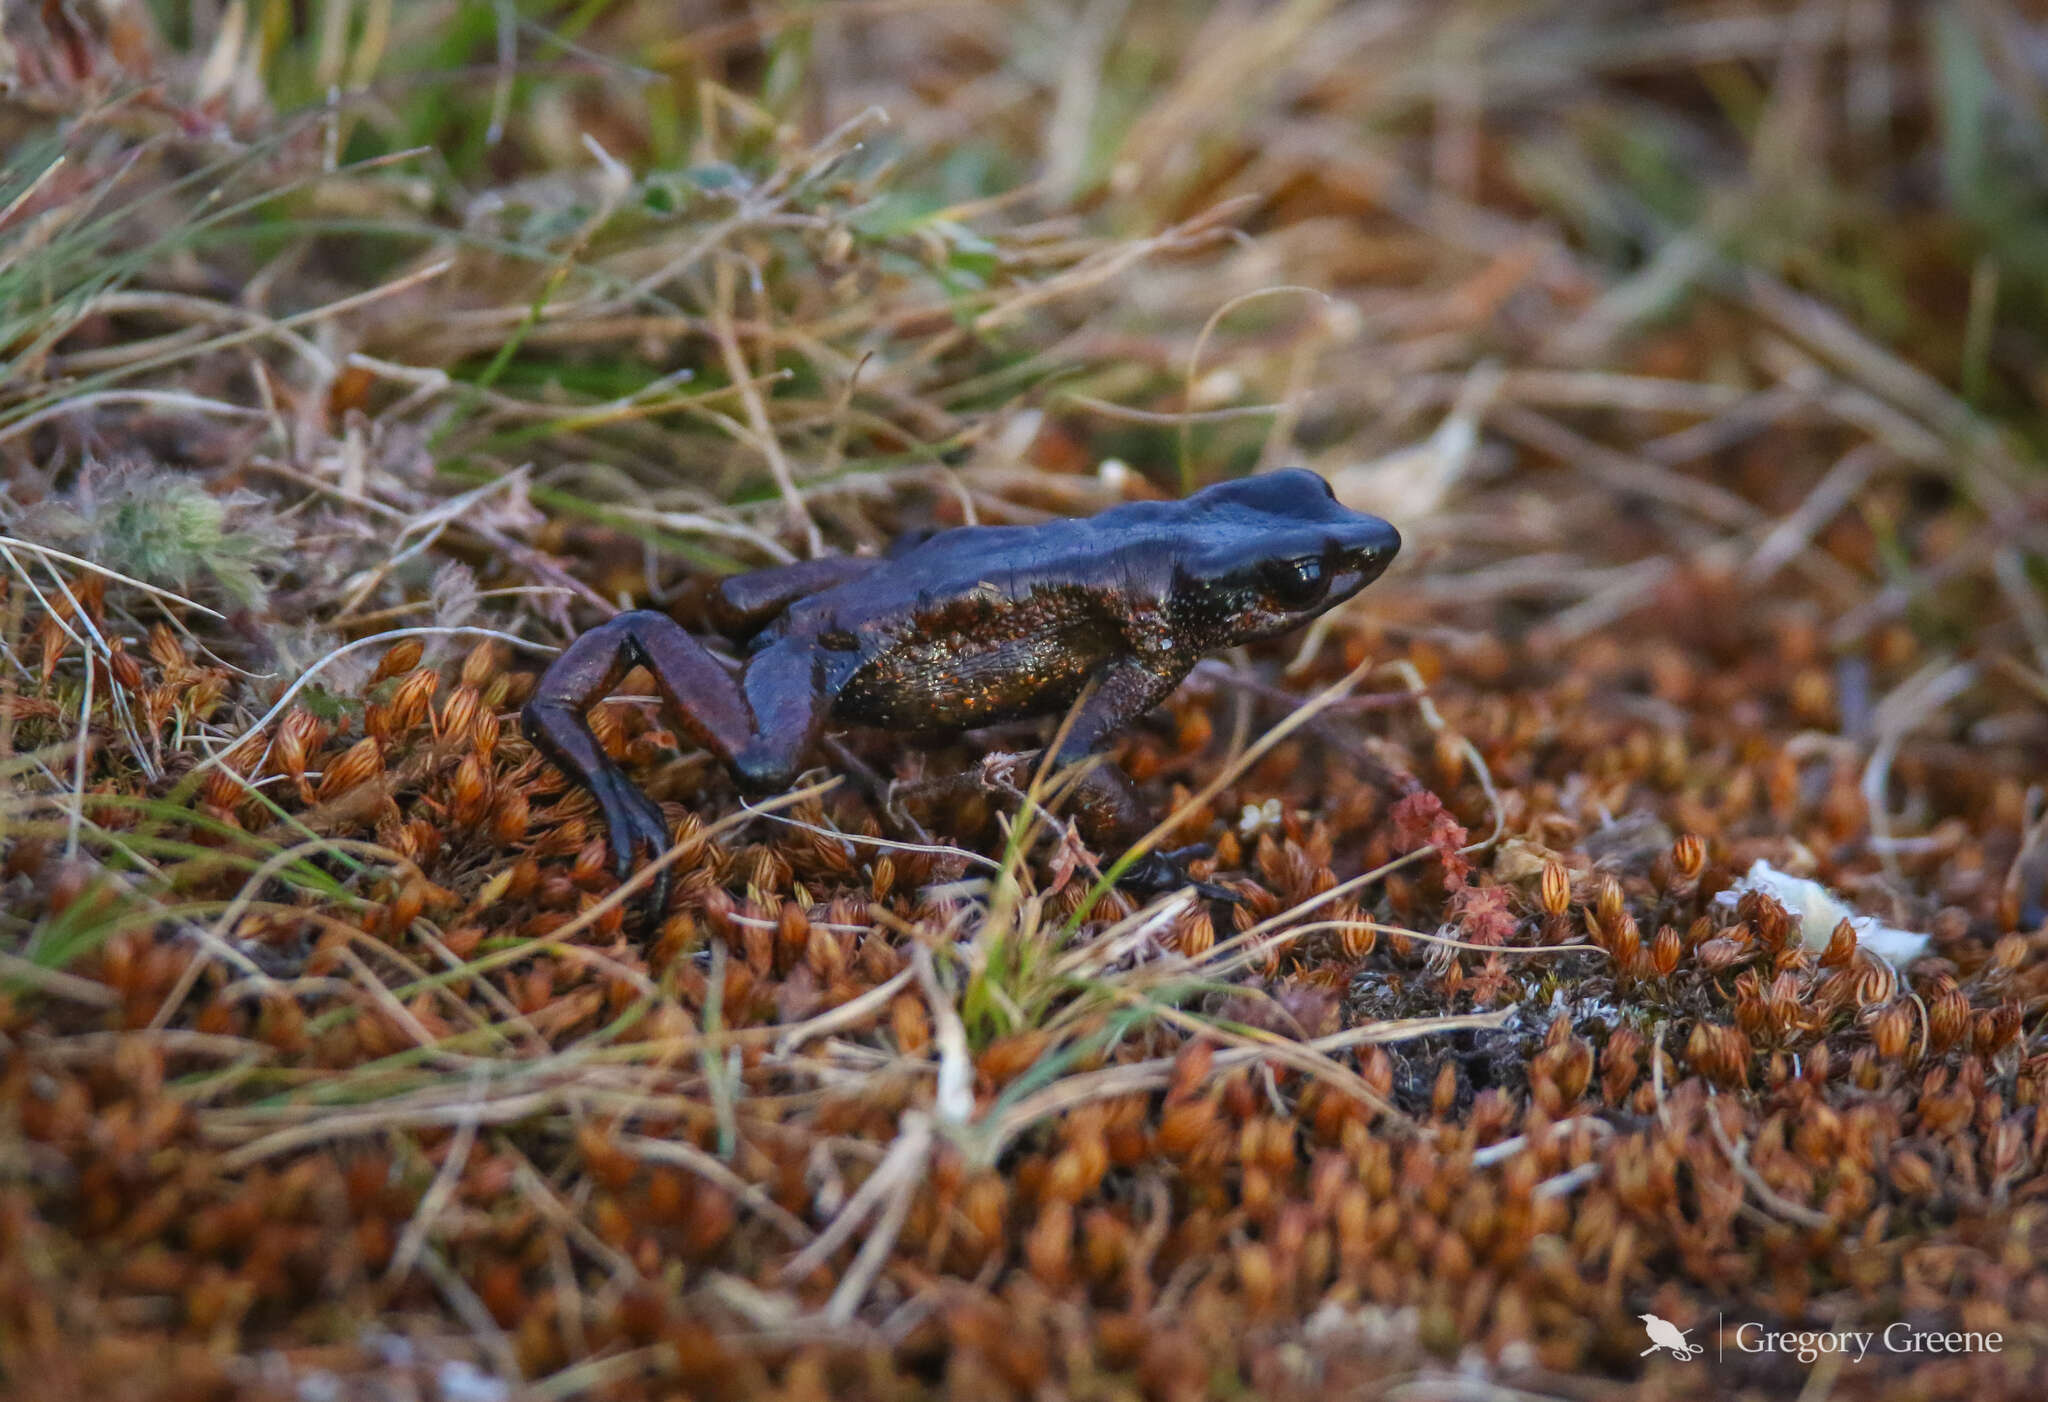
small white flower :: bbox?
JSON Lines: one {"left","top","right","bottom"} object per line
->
{"left": 1238, "top": 798, "right": 1283, "bottom": 836}
{"left": 1714, "top": 859, "right": 1929, "bottom": 968}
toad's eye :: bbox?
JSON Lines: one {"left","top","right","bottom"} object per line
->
{"left": 1259, "top": 556, "right": 1328, "bottom": 608}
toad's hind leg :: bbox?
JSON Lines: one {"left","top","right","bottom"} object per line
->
{"left": 708, "top": 555, "right": 879, "bottom": 638}
{"left": 728, "top": 639, "right": 834, "bottom": 791}
{"left": 522, "top": 610, "right": 823, "bottom": 894}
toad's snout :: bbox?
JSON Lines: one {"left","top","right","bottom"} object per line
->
{"left": 1328, "top": 514, "right": 1401, "bottom": 593}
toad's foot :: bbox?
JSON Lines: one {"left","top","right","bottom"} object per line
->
{"left": 1116, "top": 843, "right": 1239, "bottom": 904}
{"left": 590, "top": 769, "right": 674, "bottom": 914}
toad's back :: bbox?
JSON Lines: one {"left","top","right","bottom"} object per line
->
{"left": 778, "top": 469, "right": 1375, "bottom": 639}
{"left": 778, "top": 503, "right": 1193, "bottom": 630}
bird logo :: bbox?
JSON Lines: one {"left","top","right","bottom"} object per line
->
{"left": 1640, "top": 1314, "right": 1705, "bottom": 1360}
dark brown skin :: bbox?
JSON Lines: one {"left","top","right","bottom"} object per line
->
{"left": 523, "top": 468, "right": 1401, "bottom": 904}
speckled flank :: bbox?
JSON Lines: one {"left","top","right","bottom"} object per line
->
{"left": 834, "top": 584, "right": 1120, "bottom": 730}
{"left": 1170, "top": 577, "right": 1268, "bottom": 655}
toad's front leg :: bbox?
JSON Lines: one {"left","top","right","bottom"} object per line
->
{"left": 521, "top": 611, "right": 828, "bottom": 897}
{"left": 1053, "top": 660, "right": 1231, "bottom": 899}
